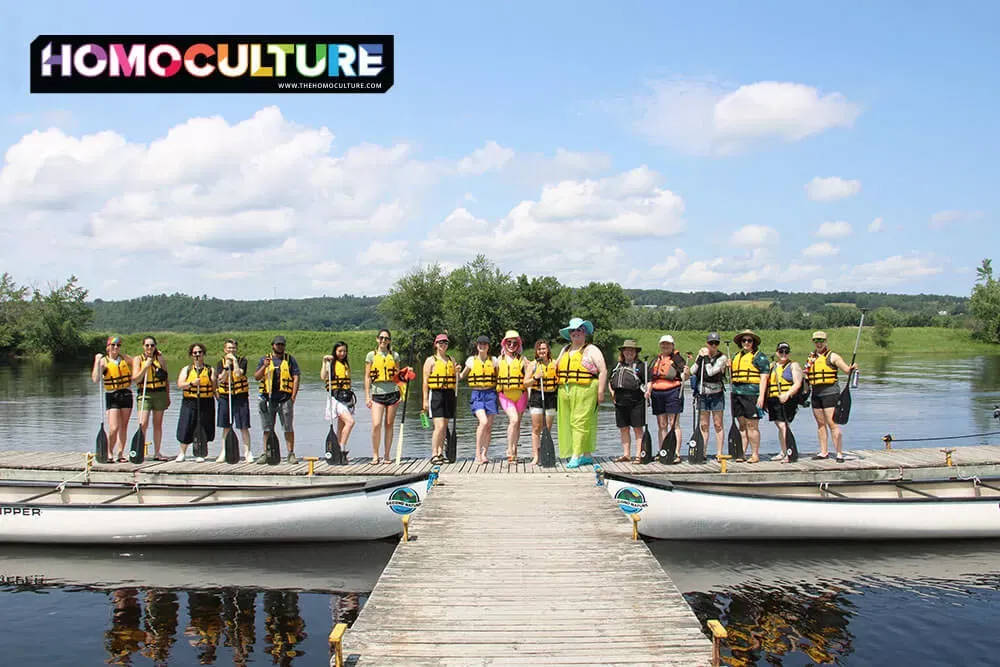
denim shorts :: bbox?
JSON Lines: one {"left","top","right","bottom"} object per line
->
{"left": 469, "top": 389, "right": 498, "bottom": 415}
{"left": 697, "top": 392, "right": 725, "bottom": 412}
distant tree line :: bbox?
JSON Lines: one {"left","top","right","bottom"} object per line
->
{"left": 0, "top": 273, "right": 94, "bottom": 360}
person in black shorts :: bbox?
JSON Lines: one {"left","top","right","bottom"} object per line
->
{"left": 766, "top": 342, "right": 803, "bottom": 462}
{"left": 805, "top": 331, "right": 858, "bottom": 462}
{"left": 608, "top": 340, "right": 646, "bottom": 462}
{"left": 525, "top": 339, "right": 558, "bottom": 465}
{"left": 422, "top": 333, "right": 460, "bottom": 464}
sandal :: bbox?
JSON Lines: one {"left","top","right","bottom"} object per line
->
{"left": 747, "top": 457, "right": 760, "bottom": 464}
{"left": 631, "top": 457, "right": 643, "bottom": 464}
{"left": 153, "top": 454, "right": 170, "bottom": 462}
{"left": 613, "top": 455, "right": 630, "bottom": 463}
{"left": 381, "top": 458, "right": 392, "bottom": 465}
{"left": 370, "top": 457, "right": 380, "bottom": 465}
{"left": 117, "top": 457, "right": 128, "bottom": 463}
{"left": 507, "top": 456, "right": 517, "bottom": 463}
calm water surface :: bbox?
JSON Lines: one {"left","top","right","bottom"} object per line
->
{"left": 1, "top": 354, "right": 1000, "bottom": 665}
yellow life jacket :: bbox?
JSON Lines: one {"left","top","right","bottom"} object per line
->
{"left": 102, "top": 357, "right": 132, "bottom": 392}
{"left": 137, "top": 354, "right": 168, "bottom": 391}
{"left": 807, "top": 351, "right": 838, "bottom": 385}
{"left": 556, "top": 348, "right": 595, "bottom": 386}
{"left": 182, "top": 366, "right": 213, "bottom": 399}
{"left": 768, "top": 362, "right": 795, "bottom": 398}
{"left": 325, "top": 360, "right": 352, "bottom": 392}
{"left": 259, "top": 355, "right": 295, "bottom": 395}
{"left": 216, "top": 358, "right": 249, "bottom": 396}
{"left": 368, "top": 351, "right": 398, "bottom": 383}
{"left": 496, "top": 356, "right": 524, "bottom": 400}
{"left": 466, "top": 356, "right": 497, "bottom": 389}
{"left": 732, "top": 350, "right": 763, "bottom": 385}
{"left": 650, "top": 354, "right": 682, "bottom": 391}
{"left": 426, "top": 356, "right": 457, "bottom": 390}
{"left": 533, "top": 359, "right": 558, "bottom": 393}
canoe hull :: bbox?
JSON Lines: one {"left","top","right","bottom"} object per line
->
{"left": 0, "top": 474, "right": 429, "bottom": 544}
{"left": 604, "top": 474, "right": 1000, "bottom": 540}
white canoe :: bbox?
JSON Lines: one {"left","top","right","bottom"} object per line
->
{"left": 603, "top": 471, "right": 1000, "bottom": 540}
{"left": 0, "top": 542, "right": 394, "bottom": 592}
{"left": 0, "top": 472, "right": 430, "bottom": 544}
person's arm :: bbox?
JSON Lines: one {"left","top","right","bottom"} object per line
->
{"left": 756, "top": 355, "right": 769, "bottom": 408}
{"left": 253, "top": 356, "right": 268, "bottom": 382}
{"left": 320, "top": 355, "right": 333, "bottom": 381}
{"left": 131, "top": 356, "right": 149, "bottom": 381}
{"left": 364, "top": 355, "right": 374, "bottom": 408}
{"left": 422, "top": 357, "right": 434, "bottom": 411}
{"left": 782, "top": 362, "right": 803, "bottom": 403}
{"left": 177, "top": 365, "right": 191, "bottom": 390}
{"left": 458, "top": 356, "right": 471, "bottom": 381}
{"left": 91, "top": 354, "right": 104, "bottom": 383}
{"left": 208, "top": 366, "right": 218, "bottom": 393}
{"left": 290, "top": 357, "right": 300, "bottom": 402}
{"left": 592, "top": 347, "right": 608, "bottom": 404}
{"left": 830, "top": 351, "right": 858, "bottom": 374}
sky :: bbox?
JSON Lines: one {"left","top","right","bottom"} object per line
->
{"left": 1, "top": 2, "right": 997, "bottom": 300}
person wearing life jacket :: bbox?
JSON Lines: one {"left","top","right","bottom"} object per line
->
{"left": 214, "top": 338, "right": 253, "bottom": 463}
{"left": 555, "top": 317, "right": 607, "bottom": 468}
{"left": 805, "top": 331, "right": 858, "bottom": 462}
{"left": 496, "top": 330, "right": 528, "bottom": 463}
{"left": 364, "top": 329, "right": 403, "bottom": 464}
{"left": 320, "top": 340, "right": 357, "bottom": 460}
{"left": 459, "top": 334, "right": 499, "bottom": 465}
{"left": 254, "top": 335, "right": 302, "bottom": 464}
{"left": 644, "top": 334, "right": 688, "bottom": 461}
{"left": 422, "top": 333, "right": 459, "bottom": 465}
{"left": 728, "top": 329, "right": 770, "bottom": 463}
{"left": 91, "top": 335, "right": 134, "bottom": 463}
{"left": 608, "top": 339, "right": 646, "bottom": 463}
{"left": 689, "top": 332, "right": 728, "bottom": 458}
{"left": 131, "top": 335, "right": 172, "bottom": 462}
{"left": 524, "top": 338, "right": 558, "bottom": 465}
{"left": 767, "top": 342, "right": 803, "bottom": 463}
{"left": 175, "top": 342, "right": 217, "bottom": 462}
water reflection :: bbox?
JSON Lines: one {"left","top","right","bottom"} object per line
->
{"left": 0, "top": 543, "right": 392, "bottom": 666}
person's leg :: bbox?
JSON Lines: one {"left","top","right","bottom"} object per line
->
{"left": 530, "top": 409, "right": 542, "bottom": 464}
{"left": 152, "top": 409, "right": 165, "bottom": 456}
{"left": 825, "top": 406, "right": 844, "bottom": 457}
{"left": 712, "top": 410, "right": 725, "bottom": 456}
{"left": 337, "top": 405, "right": 356, "bottom": 452}
{"left": 382, "top": 401, "right": 399, "bottom": 460}
{"left": 432, "top": 417, "right": 447, "bottom": 458}
{"left": 746, "top": 416, "right": 761, "bottom": 462}
{"left": 279, "top": 401, "right": 295, "bottom": 459}
{"left": 370, "top": 402, "right": 385, "bottom": 462}
{"left": 813, "top": 406, "right": 830, "bottom": 456}
{"left": 503, "top": 403, "right": 520, "bottom": 459}
{"left": 107, "top": 407, "right": 124, "bottom": 459}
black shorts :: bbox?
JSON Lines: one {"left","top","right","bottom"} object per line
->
{"left": 428, "top": 389, "right": 457, "bottom": 419}
{"left": 731, "top": 393, "right": 761, "bottom": 420}
{"left": 372, "top": 391, "right": 401, "bottom": 406}
{"left": 767, "top": 397, "right": 797, "bottom": 423}
{"left": 216, "top": 393, "right": 251, "bottom": 429}
{"left": 650, "top": 388, "right": 684, "bottom": 415}
{"left": 105, "top": 389, "right": 133, "bottom": 410}
{"left": 527, "top": 389, "right": 557, "bottom": 411}
{"left": 177, "top": 397, "right": 216, "bottom": 444}
{"left": 614, "top": 401, "right": 645, "bottom": 428}
{"left": 811, "top": 386, "right": 840, "bottom": 410}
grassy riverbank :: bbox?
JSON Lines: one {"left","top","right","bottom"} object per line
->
{"left": 85, "top": 327, "right": 997, "bottom": 368}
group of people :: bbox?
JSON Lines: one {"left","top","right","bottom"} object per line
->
{"left": 605, "top": 329, "right": 858, "bottom": 464}
{"left": 91, "top": 319, "right": 857, "bottom": 467}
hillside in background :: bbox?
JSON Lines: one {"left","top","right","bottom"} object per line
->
{"left": 623, "top": 290, "right": 968, "bottom": 314}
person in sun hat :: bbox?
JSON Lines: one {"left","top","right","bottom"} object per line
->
{"left": 766, "top": 341, "right": 804, "bottom": 462}
{"left": 728, "top": 329, "right": 770, "bottom": 463}
{"left": 645, "top": 334, "right": 688, "bottom": 461}
{"left": 422, "top": 332, "right": 460, "bottom": 465}
{"left": 608, "top": 339, "right": 646, "bottom": 463}
{"left": 689, "top": 332, "right": 728, "bottom": 458}
{"left": 554, "top": 317, "right": 607, "bottom": 468}
{"left": 496, "top": 330, "right": 528, "bottom": 463}
{"left": 91, "top": 335, "right": 135, "bottom": 463}
{"left": 459, "top": 334, "right": 499, "bottom": 464}
{"left": 805, "top": 330, "right": 858, "bottom": 462}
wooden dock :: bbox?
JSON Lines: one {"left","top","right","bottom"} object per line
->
{"left": 3, "top": 443, "right": 999, "bottom": 486}
{"left": 340, "top": 473, "right": 714, "bottom": 666}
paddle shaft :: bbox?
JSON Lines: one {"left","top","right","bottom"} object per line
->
{"left": 395, "top": 333, "right": 418, "bottom": 464}
{"left": 848, "top": 310, "right": 866, "bottom": 367}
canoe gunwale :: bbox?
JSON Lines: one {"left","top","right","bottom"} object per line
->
{"left": 602, "top": 471, "right": 1000, "bottom": 504}
{"left": 0, "top": 472, "right": 430, "bottom": 510}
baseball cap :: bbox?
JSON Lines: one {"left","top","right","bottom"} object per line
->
{"left": 658, "top": 335, "right": 675, "bottom": 344}
{"left": 272, "top": 335, "right": 286, "bottom": 345}
{"left": 475, "top": 335, "right": 490, "bottom": 345}
{"left": 776, "top": 342, "right": 791, "bottom": 352}
{"left": 706, "top": 332, "right": 721, "bottom": 343}
{"left": 434, "top": 333, "right": 450, "bottom": 344}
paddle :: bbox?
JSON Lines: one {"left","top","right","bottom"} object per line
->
{"left": 95, "top": 371, "right": 110, "bottom": 464}
{"left": 325, "top": 359, "right": 345, "bottom": 466}
{"left": 539, "top": 364, "right": 556, "bottom": 468}
{"left": 688, "top": 355, "right": 706, "bottom": 464}
{"left": 394, "top": 333, "right": 418, "bottom": 465}
{"left": 224, "top": 362, "right": 240, "bottom": 464}
{"left": 725, "top": 341, "right": 744, "bottom": 461}
{"left": 639, "top": 357, "right": 653, "bottom": 464}
{"left": 128, "top": 372, "right": 147, "bottom": 464}
{"left": 833, "top": 309, "right": 866, "bottom": 425}
{"left": 446, "top": 410, "right": 458, "bottom": 463}
{"left": 781, "top": 400, "right": 799, "bottom": 463}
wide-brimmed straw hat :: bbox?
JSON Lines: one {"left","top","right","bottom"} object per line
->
{"left": 618, "top": 339, "right": 642, "bottom": 352}
{"left": 733, "top": 329, "right": 761, "bottom": 346}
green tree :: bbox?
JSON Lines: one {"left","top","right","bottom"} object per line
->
{"left": 0, "top": 273, "right": 30, "bottom": 355}
{"left": 511, "top": 275, "right": 572, "bottom": 352}
{"left": 378, "top": 263, "right": 448, "bottom": 350}
{"left": 970, "top": 258, "right": 1000, "bottom": 343}
{"left": 871, "top": 307, "right": 899, "bottom": 348}
{"left": 567, "top": 282, "right": 632, "bottom": 359}
{"left": 442, "top": 255, "right": 519, "bottom": 355}
{"left": 25, "top": 276, "right": 93, "bottom": 360}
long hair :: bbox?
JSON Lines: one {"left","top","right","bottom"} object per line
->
{"left": 377, "top": 329, "right": 393, "bottom": 354}
{"left": 332, "top": 341, "right": 350, "bottom": 372}
{"left": 533, "top": 339, "right": 550, "bottom": 362}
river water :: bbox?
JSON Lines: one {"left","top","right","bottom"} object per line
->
{"left": 1, "top": 354, "right": 1000, "bottom": 665}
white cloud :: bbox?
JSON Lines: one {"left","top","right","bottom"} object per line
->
{"left": 868, "top": 216, "right": 883, "bottom": 233}
{"left": 456, "top": 140, "right": 514, "bottom": 175}
{"left": 816, "top": 221, "right": 852, "bottom": 239}
{"left": 929, "top": 209, "right": 984, "bottom": 229}
{"left": 847, "top": 255, "right": 944, "bottom": 287}
{"left": 632, "top": 78, "right": 861, "bottom": 156}
{"left": 804, "top": 176, "right": 861, "bottom": 201}
{"left": 730, "top": 224, "right": 780, "bottom": 247}
{"left": 802, "top": 241, "right": 839, "bottom": 258}
{"left": 357, "top": 240, "right": 409, "bottom": 266}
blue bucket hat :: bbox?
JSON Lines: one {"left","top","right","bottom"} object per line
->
{"left": 559, "top": 317, "right": 595, "bottom": 340}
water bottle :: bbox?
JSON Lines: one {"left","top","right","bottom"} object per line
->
{"left": 851, "top": 371, "right": 860, "bottom": 389}
{"left": 420, "top": 412, "right": 431, "bottom": 429}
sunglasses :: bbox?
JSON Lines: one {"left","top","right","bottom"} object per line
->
{"left": 144, "top": 343, "right": 156, "bottom": 348}
{"left": 378, "top": 336, "right": 391, "bottom": 341}
{"left": 741, "top": 339, "right": 754, "bottom": 343}
{"left": 436, "top": 340, "right": 449, "bottom": 345}
{"left": 813, "top": 338, "right": 826, "bottom": 343}
{"left": 777, "top": 348, "right": 790, "bottom": 354}
{"left": 109, "top": 343, "right": 121, "bottom": 347}
{"left": 707, "top": 341, "right": 719, "bottom": 346}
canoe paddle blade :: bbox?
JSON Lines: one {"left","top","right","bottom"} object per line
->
{"left": 224, "top": 429, "right": 240, "bottom": 464}
{"left": 833, "top": 384, "right": 852, "bottom": 425}
{"left": 96, "top": 425, "right": 109, "bottom": 464}
{"left": 640, "top": 425, "right": 652, "bottom": 464}
{"left": 540, "top": 423, "right": 556, "bottom": 468}
{"left": 785, "top": 427, "right": 799, "bottom": 463}
{"left": 659, "top": 431, "right": 678, "bottom": 464}
{"left": 728, "top": 417, "right": 744, "bottom": 460}
{"left": 265, "top": 430, "right": 280, "bottom": 465}
{"left": 128, "top": 429, "right": 145, "bottom": 464}
{"left": 691, "top": 428, "right": 706, "bottom": 464}
{"left": 446, "top": 418, "right": 458, "bottom": 463}
{"left": 193, "top": 427, "right": 208, "bottom": 459}
{"left": 325, "top": 425, "right": 344, "bottom": 466}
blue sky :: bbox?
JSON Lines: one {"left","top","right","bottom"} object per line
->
{"left": 2, "top": 1, "right": 997, "bottom": 299}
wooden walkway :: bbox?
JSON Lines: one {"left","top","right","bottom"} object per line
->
{"left": 340, "top": 473, "right": 714, "bottom": 666}
{"left": 3, "top": 443, "right": 1000, "bottom": 486}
